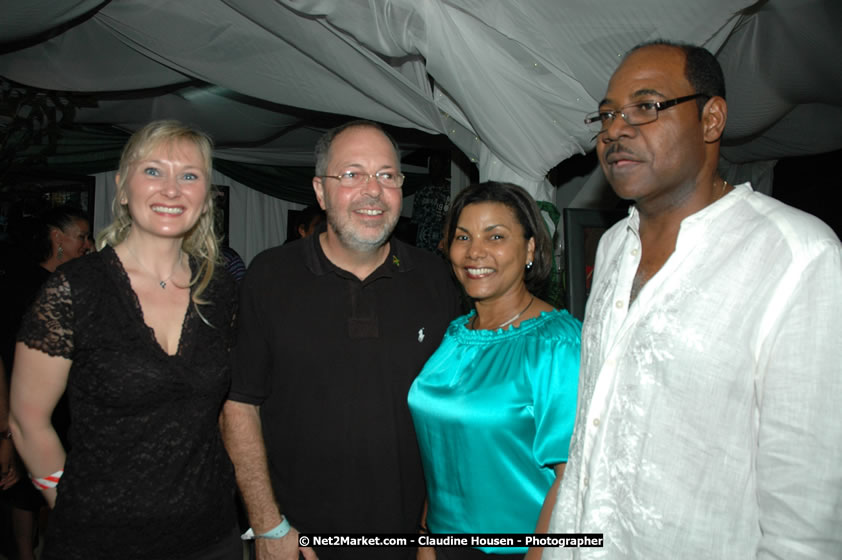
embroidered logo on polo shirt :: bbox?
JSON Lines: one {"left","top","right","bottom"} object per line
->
{"left": 392, "top": 255, "right": 400, "bottom": 267}
{"left": 417, "top": 328, "right": 425, "bottom": 342}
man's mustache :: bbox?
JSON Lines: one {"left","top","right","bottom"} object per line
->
{"left": 603, "top": 142, "right": 639, "bottom": 163}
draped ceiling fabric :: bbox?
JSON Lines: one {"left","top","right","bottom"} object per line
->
{"left": 2, "top": 0, "right": 841, "bottom": 209}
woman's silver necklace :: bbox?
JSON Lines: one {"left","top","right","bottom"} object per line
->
{"left": 126, "top": 244, "right": 182, "bottom": 289}
{"left": 473, "top": 296, "right": 534, "bottom": 330}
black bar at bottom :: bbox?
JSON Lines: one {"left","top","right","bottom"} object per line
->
{"left": 296, "top": 533, "right": 604, "bottom": 548}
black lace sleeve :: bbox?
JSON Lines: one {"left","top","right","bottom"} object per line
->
{"left": 17, "top": 270, "right": 75, "bottom": 359}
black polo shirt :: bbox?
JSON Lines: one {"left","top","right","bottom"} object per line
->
{"left": 230, "top": 234, "right": 461, "bottom": 559}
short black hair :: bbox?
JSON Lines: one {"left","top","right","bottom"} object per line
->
{"left": 629, "top": 40, "right": 726, "bottom": 116}
{"left": 444, "top": 181, "right": 553, "bottom": 295}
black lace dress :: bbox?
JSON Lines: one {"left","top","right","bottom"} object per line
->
{"left": 17, "top": 246, "right": 238, "bottom": 560}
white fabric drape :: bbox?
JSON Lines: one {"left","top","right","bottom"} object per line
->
{"left": 2, "top": 0, "right": 760, "bottom": 203}
{"left": 210, "top": 170, "right": 301, "bottom": 265}
{"left": 4, "top": 1, "right": 841, "bottom": 212}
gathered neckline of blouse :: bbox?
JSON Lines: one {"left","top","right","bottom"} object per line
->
{"left": 454, "top": 309, "right": 563, "bottom": 342}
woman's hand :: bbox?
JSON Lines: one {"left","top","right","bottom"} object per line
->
{"left": 417, "top": 498, "right": 434, "bottom": 560}
{"left": 525, "top": 463, "right": 566, "bottom": 560}
{"left": 0, "top": 438, "right": 20, "bottom": 489}
{"left": 417, "top": 546, "right": 436, "bottom": 560}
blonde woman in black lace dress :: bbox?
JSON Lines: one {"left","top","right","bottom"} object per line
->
{"left": 9, "top": 120, "right": 241, "bottom": 560}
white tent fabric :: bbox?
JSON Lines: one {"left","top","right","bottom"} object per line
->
{"left": 2, "top": 0, "right": 841, "bottom": 210}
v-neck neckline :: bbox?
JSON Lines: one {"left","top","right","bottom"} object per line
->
{"left": 106, "top": 245, "right": 192, "bottom": 358}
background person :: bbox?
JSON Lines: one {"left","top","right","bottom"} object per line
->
{"left": 36, "top": 205, "right": 93, "bottom": 274}
{"left": 289, "top": 204, "right": 326, "bottom": 241}
{"left": 409, "top": 181, "right": 580, "bottom": 560}
{"left": 0, "top": 359, "right": 16, "bottom": 491}
{"left": 0, "top": 205, "right": 91, "bottom": 560}
{"left": 9, "top": 120, "right": 241, "bottom": 560}
{"left": 411, "top": 152, "right": 450, "bottom": 254}
{"left": 220, "top": 244, "right": 247, "bottom": 283}
{"left": 1, "top": 205, "right": 93, "bottom": 374}
{"left": 1, "top": 356, "right": 26, "bottom": 560}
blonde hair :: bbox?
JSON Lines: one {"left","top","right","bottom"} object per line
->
{"left": 96, "top": 120, "right": 219, "bottom": 306}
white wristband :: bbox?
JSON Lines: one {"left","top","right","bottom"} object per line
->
{"left": 241, "top": 517, "right": 291, "bottom": 540}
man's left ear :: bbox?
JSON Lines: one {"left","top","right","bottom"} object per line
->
{"left": 312, "top": 177, "right": 327, "bottom": 210}
{"left": 702, "top": 96, "right": 727, "bottom": 143}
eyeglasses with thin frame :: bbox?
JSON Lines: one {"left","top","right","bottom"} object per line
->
{"left": 320, "top": 170, "right": 405, "bottom": 189}
{"left": 584, "top": 93, "right": 709, "bottom": 134}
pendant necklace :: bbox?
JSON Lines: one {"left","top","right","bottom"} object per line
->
{"left": 474, "top": 296, "right": 534, "bottom": 330}
{"left": 126, "top": 244, "right": 183, "bottom": 289}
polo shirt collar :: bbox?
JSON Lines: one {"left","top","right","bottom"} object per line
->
{"left": 303, "top": 233, "right": 417, "bottom": 281}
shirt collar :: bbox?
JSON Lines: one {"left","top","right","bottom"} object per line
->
{"left": 303, "top": 233, "right": 417, "bottom": 281}
{"left": 624, "top": 182, "right": 753, "bottom": 236}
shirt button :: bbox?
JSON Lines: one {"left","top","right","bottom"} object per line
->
{"left": 615, "top": 300, "right": 624, "bottom": 309}
{"left": 583, "top": 476, "right": 589, "bottom": 487}
{"left": 631, "top": 248, "right": 639, "bottom": 256}
{"left": 593, "top": 418, "right": 600, "bottom": 427}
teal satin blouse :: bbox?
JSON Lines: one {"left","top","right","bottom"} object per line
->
{"left": 408, "top": 309, "right": 581, "bottom": 554}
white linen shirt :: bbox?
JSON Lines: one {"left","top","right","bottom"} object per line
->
{"left": 545, "top": 183, "right": 842, "bottom": 559}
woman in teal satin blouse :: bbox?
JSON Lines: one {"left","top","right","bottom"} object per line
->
{"left": 408, "top": 181, "right": 581, "bottom": 560}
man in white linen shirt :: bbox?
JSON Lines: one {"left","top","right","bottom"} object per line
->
{"left": 544, "top": 40, "right": 842, "bottom": 559}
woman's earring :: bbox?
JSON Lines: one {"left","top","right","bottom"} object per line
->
{"left": 526, "top": 261, "right": 533, "bottom": 270}
{"left": 57, "top": 245, "right": 64, "bottom": 261}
